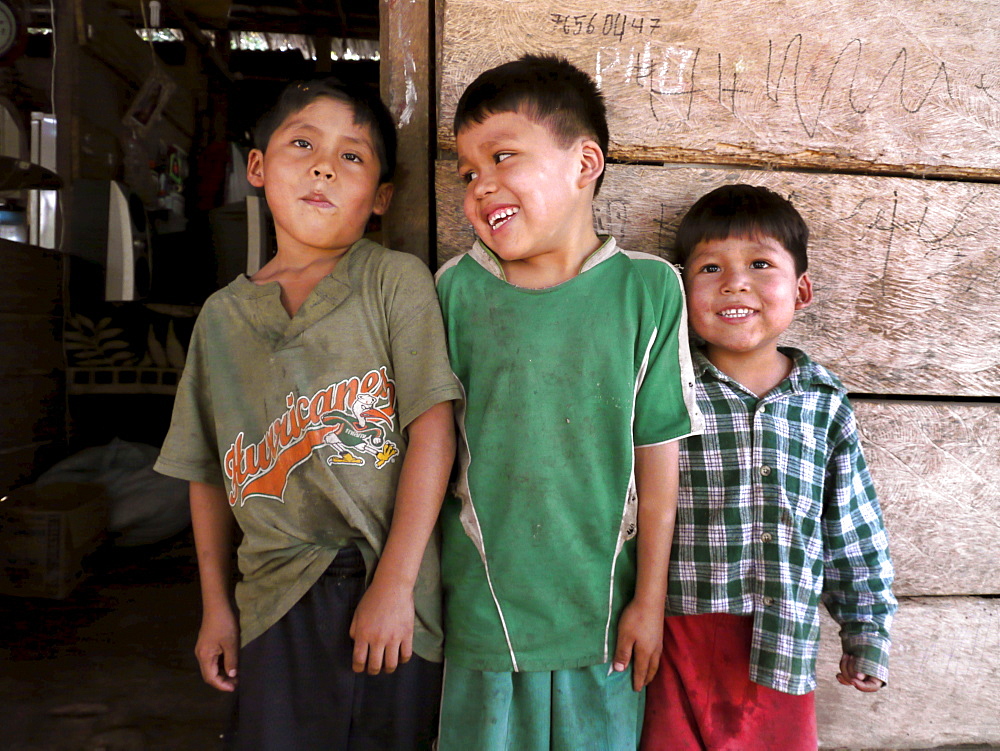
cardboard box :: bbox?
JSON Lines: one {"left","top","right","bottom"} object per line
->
{"left": 0, "top": 482, "right": 108, "bottom": 599}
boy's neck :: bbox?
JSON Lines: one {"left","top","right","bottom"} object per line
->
{"left": 500, "top": 228, "right": 603, "bottom": 289}
{"left": 251, "top": 240, "right": 357, "bottom": 317}
{"left": 703, "top": 345, "right": 793, "bottom": 398}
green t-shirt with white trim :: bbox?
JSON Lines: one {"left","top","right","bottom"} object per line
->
{"left": 435, "top": 237, "right": 704, "bottom": 672}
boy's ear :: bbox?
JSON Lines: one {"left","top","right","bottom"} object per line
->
{"left": 795, "top": 273, "right": 813, "bottom": 310}
{"left": 247, "top": 148, "right": 265, "bottom": 188}
{"left": 372, "top": 183, "right": 394, "bottom": 216}
{"left": 578, "top": 139, "right": 605, "bottom": 189}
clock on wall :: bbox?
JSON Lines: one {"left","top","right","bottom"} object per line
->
{"left": 0, "top": 0, "right": 27, "bottom": 65}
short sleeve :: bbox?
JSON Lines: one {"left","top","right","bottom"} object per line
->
{"left": 153, "top": 314, "right": 226, "bottom": 487}
{"left": 632, "top": 259, "right": 703, "bottom": 447}
{"left": 383, "top": 254, "right": 462, "bottom": 429}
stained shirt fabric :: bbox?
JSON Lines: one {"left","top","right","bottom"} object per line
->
{"left": 435, "top": 237, "right": 704, "bottom": 672}
{"left": 666, "top": 347, "right": 896, "bottom": 694}
{"left": 155, "top": 239, "right": 462, "bottom": 658}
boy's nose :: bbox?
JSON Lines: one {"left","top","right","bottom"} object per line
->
{"left": 313, "top": 168, "right": 334, "bottom": 180}
{"left": 721, "top": 271, "right": 750, "bottom": 293}
{"left": 472, "top": 172, "right": 496, "bottom": 199}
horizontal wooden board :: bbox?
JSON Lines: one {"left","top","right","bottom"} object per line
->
{"left": 0, "top": 316, "right": 63, "bottom": 378}
{"left": 0, "top": 441, "right": 63, "bottom": 493}
{"left": 436, "top": 162, "right": 1000, "bottom": 397}
{"left": 816, "top": 596, "right": 1000, "bottom": 749}
{"left": 439, "top": 0, "right": 1000, "bottom": 178}
{"left": 0, "top": 241, "right": 62, "bottom": 316}
{"left": 855, "top": 401, "right": 1000, "bottom": 597}
{"left": 0, "top": 374, "right": 65, "bottom": 452}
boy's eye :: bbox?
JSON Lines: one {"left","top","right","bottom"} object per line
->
{"left": 343, "top": 152, "right": 362, "bottom": 163}
{"left": 293, "top": 138, "right": 311, "bottom": 149}
{"left": 461, "top": 170, "right": 477, "bottom": 184}
{"left": 495, "top": 152, "right": 512, "bottom": 164}
{"left": 700, "top": 264, "right": 721, "bottom": 273}
{"left": 750, "top": 260, "right": 771, "bottom": 269}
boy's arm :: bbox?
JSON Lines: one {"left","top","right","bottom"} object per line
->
{"left": 350, "top": 399, "right": 456, "bottom": 675}
{"left": 190, "top": 480, "right": 239, "bottom": 692}
{"left": 614, "top": 440, "right": 679, "bottom": 692}
{"left": 822, "top": 401, "right": 896, "bottom": 691}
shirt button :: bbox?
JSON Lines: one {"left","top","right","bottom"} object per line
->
{"left": 760, "top": 532, "right": 773, "bottom": 543}
{"left": 762, "top": 596, "right": 775, "bottom": 607}
{"left": 759, "top": 465, "right": 772, "bottom": 476}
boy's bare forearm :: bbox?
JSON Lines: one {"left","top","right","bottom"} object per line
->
{"left": 189, "top": 481, "right": 236, "bottom": 614}
{"left": 374, "top": 400, "right": 456, "bottom": 587}
{"left": 632, "top": 441, "right": 679, "bottom": 611}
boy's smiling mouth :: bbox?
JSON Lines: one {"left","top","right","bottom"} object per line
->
{"left": 718, "top": 307, "right": 756, "bottom": 320}
{"left": 487, "top": 206, "right": 519, "bottom": 230}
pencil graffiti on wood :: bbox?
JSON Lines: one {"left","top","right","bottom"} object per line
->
{"left": 440, "top": 0, "right": 1000, "bottom": 176}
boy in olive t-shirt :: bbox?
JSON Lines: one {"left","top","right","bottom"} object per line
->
{"left": 155, "top": 78, "right": 459, "bottom": 750}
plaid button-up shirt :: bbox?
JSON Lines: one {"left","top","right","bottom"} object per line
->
{"left": 666, "top": 348, "right": 896, "bottom": 695}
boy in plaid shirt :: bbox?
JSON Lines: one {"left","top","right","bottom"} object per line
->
{"left": 641, "top": 185, "right": 896, "bottom": 750}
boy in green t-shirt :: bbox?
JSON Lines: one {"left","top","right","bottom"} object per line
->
{"left": 155, "top": 78, "right": 460, "bottom": 750}
{"left": 435, "top": 55, "right": 703, "bottom": 750}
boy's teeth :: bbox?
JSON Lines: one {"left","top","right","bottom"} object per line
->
{"left": 488, "top": 207, "right": 519, "bottom": 228}
{"left": 720, "top": 308, "right": 754, "bottom": 318}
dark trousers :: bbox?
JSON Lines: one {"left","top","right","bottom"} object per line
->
{"left": 226, "top": 546, "right": 443, "bottom": 751}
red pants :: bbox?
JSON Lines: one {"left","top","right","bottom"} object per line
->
{"left": 641, "top": 613, "right": 817, "bottom": 751}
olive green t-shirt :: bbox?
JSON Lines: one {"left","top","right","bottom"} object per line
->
{"left": 155, "top": 240, "right": 461, "bottom": 658}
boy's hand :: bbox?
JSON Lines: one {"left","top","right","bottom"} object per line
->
{"left": 195, "top": 605, "right": 240, "bottom": 692}
{"left": 613, "top": 598, "right": 664, "bottom": 691}
{"left": 349, "top": 574, "right": 415, "bottom": 675}
{"left": 836, "top": 653, "right": 885, "bottom": 692}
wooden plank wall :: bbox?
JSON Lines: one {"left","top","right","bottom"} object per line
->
{"left": 0, "top": 240, "right": 65, "bottom": 492}
{"left": 428, "top": 1, "right": 1000, "bottom": 748}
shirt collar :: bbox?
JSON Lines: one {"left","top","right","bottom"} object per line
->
{"left": 469, "top": 235, "right": 619, "bottom": 282}
{"left": 693, "top": 346, "right": 845, "bottom": 395}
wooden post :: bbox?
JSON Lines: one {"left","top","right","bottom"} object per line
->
{"left": 379, "top": 0, "right": 433, "bottom": 265}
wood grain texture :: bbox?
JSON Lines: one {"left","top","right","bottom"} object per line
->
{"left": 437, "top": 162, "right": 1000, "bottom": 397}
{"left": 816, "top": 596, "right": 1000, "bottom": 749}
{"left": 438, "top": 0, "right": 1000, "bottom": 178}
{"left": 381, "top": 0, "right": 433, "bottom": 264}
{"left": 855, "top": 400, "right": 1000, "bottom": 597}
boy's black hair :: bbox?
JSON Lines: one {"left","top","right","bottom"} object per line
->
{"left": 674, "top": 184, "right": 809, "bottom": 275}
{"left": 253, "top": 77, "right": 397, "bottom": 183}
{"left": 454, "top": 54, "right": 609, "bottom": 193}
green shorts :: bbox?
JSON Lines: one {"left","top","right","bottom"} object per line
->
{"left": 437, "top": 661, "right": 644, "bottom": 751}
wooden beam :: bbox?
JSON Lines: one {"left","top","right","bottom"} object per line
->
{"left": 380, "top": 0, "right": 432, "bottom": 265}
{"left": 856, "top": 400, "right": 1000, "bottom": 596}
{"left": 437, "top": 162, "right": 1000, "bottom": 397}
{"left": 438, "top": 0, "right": 1000, "bottom": 179}
{"left": 816, "top": 597, "right": 1000, "bottom": 749}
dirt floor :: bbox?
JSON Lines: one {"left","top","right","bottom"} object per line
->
{"left": 0, "top": 530, "right": 230, "bottom": 751}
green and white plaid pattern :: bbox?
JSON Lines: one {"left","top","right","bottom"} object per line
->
{"left": 666, "top": 348, "right": 896, "bottom": 695}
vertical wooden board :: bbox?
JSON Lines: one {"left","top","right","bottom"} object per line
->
{"left": 816, "top": 597, "right": 1000, "bottom": 749}
{"left": 381, "top": 0, "right": 433, "bottom": 264}
{"left": 437, "top": 162, "right": 1000, "bottom": 397}
{"left": 855, "top": 401, "right": 1000, "bottom": 597}
{"left": 438, "top": 0, "right": 1000, "bottom": 177}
